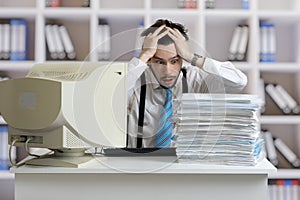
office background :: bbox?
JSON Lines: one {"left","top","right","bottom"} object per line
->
{"left": 1, "top": 0, "right": 300, "bottom": 199}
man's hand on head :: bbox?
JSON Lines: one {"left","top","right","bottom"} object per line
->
{"left": 166, "top": 27, "right": 193, "bottom": 63}
{"left": 138, "top": 25, "right": 169, "bottom": 63}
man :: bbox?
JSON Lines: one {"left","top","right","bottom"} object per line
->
{"left": 127, "top": 19, "right": 247, "bottom": 148}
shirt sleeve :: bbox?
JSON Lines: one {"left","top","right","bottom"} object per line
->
{"left": 127, "top": 57, "right": 148, "bottom": 99}
{"left": 200, "top": 57, "right": 248, "bottom": 93}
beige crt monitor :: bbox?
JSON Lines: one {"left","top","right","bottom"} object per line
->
{"left": 0, "top": 62, "right": 127, "bottom": 167}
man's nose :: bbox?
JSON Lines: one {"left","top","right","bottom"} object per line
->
{"left": 164, "top": 63, "right": 173, "bottom": 74}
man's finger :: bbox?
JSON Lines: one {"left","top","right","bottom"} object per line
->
{"left": 157, "top": 29, "right": 169, "bottom": 39}
{"left": 152, "top": 25, "right": 166, "bottom": 36}
{"left": 166, "top": 27, "right": 180, "bottom": 38}
{"left": 167, "top": 31, "right": 177, "bottom": 41}
{"left": 173, "top": 28, "right": 186, "bottom": 39}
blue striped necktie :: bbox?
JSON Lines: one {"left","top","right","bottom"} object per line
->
{"left": 155, "top": 89, "right": 172, "bottom": 147}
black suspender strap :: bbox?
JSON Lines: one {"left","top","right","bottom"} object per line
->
{"left": 181, "top": 68, "right": 188, "bottom": 93}
{"left": 137, "top": 72, "right": 146, "bottom": 148}
{"left": 136, "top": 69, "right": 188, "bottom": 148}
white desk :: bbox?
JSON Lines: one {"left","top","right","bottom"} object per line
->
{"left": 12, "top": 156, "right": 276, "bottom": 200}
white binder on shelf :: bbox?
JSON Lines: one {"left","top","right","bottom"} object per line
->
{"left": 9, "top": 19, "right": 28, "bottom": 61}
{"left": 274, "top": 138, "right": 300, "bottom": 168}
{"left": 228, "top": 25, "right": 242, "bottom": 61}
{"left": 236, "top": 25, "right": 249, "bottom": 61}
{"left": 268, "top": 23, "right": 276, "bottom": 62}
{"left": 262, "top": 130, "right": 278, "bottom": 166}
{"left": 260, "top": 22, "right": 268, "bottom": 62}
{"left": 259, "top": 78, "right": 266, "bottom": 113}
{"left": 274, "top": 84, "right": 300, "bottom": 114}
{"left": 52, "top": 24, "right": 66, "bottom": 60}
{"left": 265, "top": 83, "right": 291, "bottom": 114}
{"left": 45, "top": 24, "right": 58, "bottom": 60}
{"left": 59, "top": 25, "right": 76, "bottom": 60}
{"left": 0, "top": 24, "right": 3, "bottom": 59}
{"left": 17, "top": 19, "right": 27, "bottom": 61}
{"left": 3, "top": 23, "right": 10, "bottom": 60}
{"left": 10, "top": 19, "right": 19, "bottom": 61}
{"left": 97, "top": 19, "right": 111, "bottom": 61}
{"left": 260, "top": 21, "right": 276, "bottom": 62}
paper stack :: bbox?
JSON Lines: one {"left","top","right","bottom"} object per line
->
{"left": 173, "top": 93, "right": 264, "bottom": 166}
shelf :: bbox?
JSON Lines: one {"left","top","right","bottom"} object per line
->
{"left": 99, "top": 0, "right": 144, "bottom": 9}
{"left": 44, "top": 8, "right": 91, "bottom": 20}
{"left": 269, "top": 169, "right": 300, "bottom": 179}
{"left": 0, "top": 8, "right": 36, "bottom": 18}
{"left": 0, "top": 61, "right": 35, "bottom": 72}
{"left": 259, "top": 63, "right": 300, "bottom": 72}
{"left": 260, "top": 115, "right": 300, "bottom": 124}
{"left": 151, "top": 9, "right": 199, "bottom": 15}
{"left": 97, "top": 9, "right": 145, "bottom": 17}
{"left": 258, "top": 0, "right": 300, "bottom": 11}
{"left": 205, "top": 9, "right": 252, "bottom": 18}
{"left": 258, "top": 11, "right": 300, "bottom": 24}
{"left": 0, "top": 171, "right": 14, "bottom": 180}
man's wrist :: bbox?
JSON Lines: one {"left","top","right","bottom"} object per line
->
{"left": 191, "top": 53, "right": 204, "bottom": 67}
{"left": 138, "top": 51, "right": 152, "bottom": 63}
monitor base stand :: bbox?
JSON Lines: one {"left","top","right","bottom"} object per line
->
{"left": 24, "top": 154, "right": 95, "bottom": 168}
{"left": 22, "top": 150, "right": 95, "bottom": 168}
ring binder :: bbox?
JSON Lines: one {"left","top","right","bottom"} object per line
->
{"left": 59, "top": 25, "right": 76, "bottom": 60}
{"left": 265, "top": 83, "right": 291, "bottom": 114}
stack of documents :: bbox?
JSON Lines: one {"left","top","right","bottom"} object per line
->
{"left": 173, "top": 93, "right": 264, "bottom": 166}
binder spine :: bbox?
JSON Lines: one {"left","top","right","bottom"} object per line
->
{"left": 276, "top": 180, "right": 285, "bottom": 200}
{"left": 236, "top": 25, "right": 249, "bottom": 61}
{"left": 268, "top": 179, "right": 277, "bottom": 200}
{"left": 97, "top": 19, "right": 111, "bottom": 61}
{"left": 260, "top": 22, "right": 268, "bottom": 62}
{"left": 259, "top": 78, "right": 266, "bottom": 113}
{"left": 103, "top": 24, "right": 111, "bottom": 60}
{"left": 260, "top": 22, "right": 276, "bottom": 62}
{"left": 0, "top": 24, "right": 3, "bottom": 59}
{"left": 45, "top": 24, "right": 58, "bottom": 60}
{"left": 262, "top": 130, "right": 278, "bottom": 166}
{"left": 265, "top": 83, "right": 291, "bottom": 114}
{"left": 228, "top": 25, "right": 242, "bottom": 61}
{"left": 292, "top": 180, "right": 299, "bottom": 200}
{"left": 241, "top": 0, "right": 249, "bottom": 9}
{"left": 10, "top": 19, "right": 19, "bottom": 61}
{"left": 268, "top": 23, "right": 276, "bottom": 62}
{"left": 274, "top": 84, "right": 300, "bottom": 114}
{"left": 3, "top": 23, "right": 10, "bottom": 60}
{"left": 18, "top": 19, "right": 28, "bottom": 60}
{"left": 59, "top": 25, "right": 76, "bottom": 60}
{"left": 52, "top": 24, "right": 66, "bottom": 60}
{"left": 274, "top": 138, "right": 300, "bottom": 168}
{"left": 205, "top": 0, "right": 215, "bottom": 9}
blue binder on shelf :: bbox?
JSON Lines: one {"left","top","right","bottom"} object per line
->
{"left": 260, "top": 21, "right": 276, "bottom": 63}
{"left": 10, "top": 19, "right": 28, "bottom": 61}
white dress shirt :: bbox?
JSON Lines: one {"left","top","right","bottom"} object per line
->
{"left": 127, "top": 57, "right": 248, "bottom": 148}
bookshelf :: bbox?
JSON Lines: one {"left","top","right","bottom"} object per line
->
{"left": 0, "top": 0, "right": 300, "bottom": 198}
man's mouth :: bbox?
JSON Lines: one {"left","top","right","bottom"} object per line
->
{"left": 161, "top": 76, "right": 176, "bottom": 85}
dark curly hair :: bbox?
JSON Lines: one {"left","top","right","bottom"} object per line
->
{"left": 140, "top": 19, "right": 189, "bottom": 45}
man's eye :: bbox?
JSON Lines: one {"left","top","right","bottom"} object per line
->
{"left": 155, "top": 60, "right": 164, "bottom": 65}
{"left": 170, "top": 59, "right": 178, "bottom": 64}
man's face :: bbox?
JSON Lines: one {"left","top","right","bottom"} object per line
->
{"left": 149, "top": 44, "right": 182, "bottom": 88}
